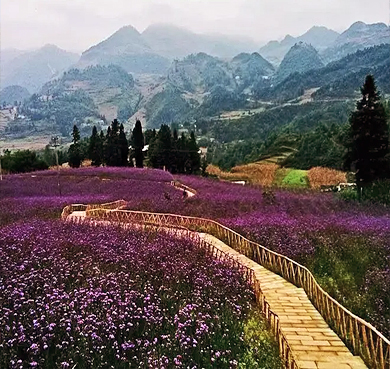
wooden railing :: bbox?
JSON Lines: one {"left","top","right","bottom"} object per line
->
{"left": 65, "top": 209, "right": 298, "bottom": 368}
{"left": 64, "top": 200, "right": 390, "bottom": 369}
{"left": 61, "top": 203, "right": 88, "bottom": 219}
{"left": 171, "top": 180, "right": 198, "bottom": 196}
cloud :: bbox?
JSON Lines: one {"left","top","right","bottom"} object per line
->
{"left": 0, "top": 0, "right": 388, "bottom": 51}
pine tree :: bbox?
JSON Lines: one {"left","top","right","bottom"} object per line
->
{"left": 99, "top": 130, "right": 105, "bottom": 165}
{"left": 132, "top": 120, "right": 144, "bottom": 168}
{"left": 344, "top": 75, "right": 390, "bottom": 197}
{"left": 178, "top": 132, "right": 187, "bottom": 174}
{"left": 149, "top": 125, "right": 172, "bottom": 170}
{"left": 119, "top": 123, "right": 129, "bottom": 166}
{"left": 105, "top": 119, "right": 122, "bottom": 166}
{"left": 104, "top": 127, "right": 111, "bottom": 165}
{"left": 171, "top": 128, "right": 179, "bottom": 173}
{"left": 68, "top": 125, "right": 82, "bottom": 168}
{"left": 187, "top": 131, "right": 201, "bottom": 174}
{"left": 89, "top": 126, "right": 102, "bottom": 166}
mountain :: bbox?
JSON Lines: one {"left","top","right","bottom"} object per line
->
{"left": 0, "top": 48, "right": 26, "bottom": 69}
{"left": 259, "top": 26, "right": 339, "bottom": 66}
{"left": 167, "top": 53, "right": 236, "bottom": 93}
{"left": 230, "top": 52, "right": 275, "bottom": 91}
{"left": 40, "top": 65, "right": 142, "bottom": 122}
{"left": 299, "top": 26, "right": 340, "bottom": 50}
{"left": 0, "top": 44, "right": 79, "bottom": 93}
{"left": 255, "top": 44, "right": 390, "bottom": 102}
{"left": 78, "top": 26, "right": 171, "bottom": 75}
{"left": 277, "top": 42, "right": 324, "bottom": 81}
{"left": 322, "top": 22, "right": 390, "bottom": 62}
{"left": 78, "top": 24, "right": 259, "bottom": 75}
{"left": 0, "top": 85, "right": 31, "bottom": 106}
{"left": 145, "top": 83, "right": 193, "bottom": 128}
{"left": 142, "top": 24, "right": 258, "bottom": 59}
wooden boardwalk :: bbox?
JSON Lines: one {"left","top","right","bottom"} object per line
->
{"left": 67, "top": 211, "right": 367, "bottom": 369}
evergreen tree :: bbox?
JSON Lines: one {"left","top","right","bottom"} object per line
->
{"left": 89, "top": 126, "right": 102, "bottom": 166}
{"left": 171, "top": 128, "right": 179, "bottom": 173}
{"left": 119, "top": 124, "right": 129, "bottom": 166}
{"left": 105, "top": 119, "right": 124, "bottom": 166}
{"left": 344, "top": 75, "right": 390, "bottom": 197}
{"left": 149, "top": 125, "right": 172, "bottom": 170}
{"left": 132, "top": 120, "right": 144, "bottom": 168}
{"left": 104, "top": 127, "right": 111, "bottom": 165}
{"left": 187, "top": 131, "right": 201, "bottom": 174}
{"left": 68, "top": 125, "right": 82, "bottom": 168}
{"left": 177, "top": 132, "right": 187, "bottom": 174}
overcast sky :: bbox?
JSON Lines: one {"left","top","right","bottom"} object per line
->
{"left": 1, "top": 0, "right": 389, "bottom": 52}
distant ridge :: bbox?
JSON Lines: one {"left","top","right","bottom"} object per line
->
{"left": 259, "top": 26, "right": 339, "bottom": 65}
{"left": 0, "top": 45, "right": 79, "bottom": 93}
{"left": 277, "top": 42, "right": 324, "bottom": 81}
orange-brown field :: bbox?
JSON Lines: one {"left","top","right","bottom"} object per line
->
{"left": 208, "top": 163, "right": 347, "bottom": 189}
{"left": 308, "top": 167, "right": 347, "bottom": 189}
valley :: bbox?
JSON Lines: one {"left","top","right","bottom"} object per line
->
{"left": 0, "top": 21, "right": 389, "bottom": 171}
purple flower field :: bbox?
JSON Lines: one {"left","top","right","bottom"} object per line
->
{"left": 1, "top": 167, "right": 390, "bottom": 338}
{"left": 0, "top": 220, "right": 267, "bottom": 368}
{"left": 0, "top": 168, "right": 282, "bottom": 368}
{"left": 175, "top": 175, "right": 390, "bottom": 338}
{"left": 0, "top": 168, "right": 179, "bottom": 226}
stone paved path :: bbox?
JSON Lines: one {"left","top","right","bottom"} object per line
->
{"left": 200, "top": 233, "right": 367, "bottom": 369}
{"left": 67, "top": 211, "right": 367, "bottom": 369}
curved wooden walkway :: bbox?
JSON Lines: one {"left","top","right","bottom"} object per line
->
{"left": 66, "top": 210, "right": 366, "bottom": 369}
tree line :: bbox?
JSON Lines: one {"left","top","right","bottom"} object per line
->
{"left": 68, "top": 120, "right": 202, "bottom": 174}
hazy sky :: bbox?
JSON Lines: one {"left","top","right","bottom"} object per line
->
{"left": 1, "top": 0, "right": 389, "bottom": 52}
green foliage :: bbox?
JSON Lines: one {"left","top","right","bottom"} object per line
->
{"left": 363, "top": 180, "right": 390, "bottom": 205}
{"left": 197, "top": 86, "right": 246, "bottom": 117}
{"left": 148, "top": 125, "right": 201, "bottom": 174}
{"left": 88, "top": 126, "right": 103, "bottom": 167}
{"left": 283, "top": 123, "right": 347, "bottom": 170}
{"left": 104, "top": 120, "right": 129, "bottom": 167}
{"left": 1, "top": 150, "right": 48, "bottom": 173}
{"left": 68, "top": 125, "right": 82, "bottom": 168}
{"left": 344, "top": 75, "right": 390, "bottom": 193}
{"left": 306, "top": 233, "right": 386, "bottom": 321}
{"left": 281, "top": 169, "right": 309, "bottom": 188}
{"left": 206, "top": 102, "right": 352, "bottom": 171}
{"left": 61, "top": 65, "right": 135, "bottom": 90}
{"left": 131, "top": 120, "right": 144, "bottom": 168}
{"left": 42, "top": 145, "right": 68, "bottom": 167}
{"left": 337, "top": 188, "right": 359, "bottom": 202}
{"left": 239, "top": 309, "right": 282, "bottom": 369}
{"left": 22, "top": 89, "right": 98, "bottom": 135}
{"left": 145, "top": 85, "right": 192, "bottom": 128}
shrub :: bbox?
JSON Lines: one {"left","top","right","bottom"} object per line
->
{"left": 363, "top": 180, "right": 390, "bottom": 205}
{"left": 338, "top": 188, "right": 359, "bottom": 202}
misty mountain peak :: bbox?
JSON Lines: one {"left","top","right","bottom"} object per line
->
{"left": 277, "top": 42, "right": 323, "bottom": 81}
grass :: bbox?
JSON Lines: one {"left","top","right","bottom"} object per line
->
{"left": 281, "top": 169, "right": 309, "bottom": 188}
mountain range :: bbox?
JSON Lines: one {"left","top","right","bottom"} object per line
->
{"left": 0, "top": 20, "right": 389, "bottom": 131}
{"left": 0, "top": 45, "right": 79, "bottom": 93}
{"left": 259, "top": 22, "right": 390, "bottom": 65}
{"left": 1, "top": 21, "right": 389, "bottom": 94}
